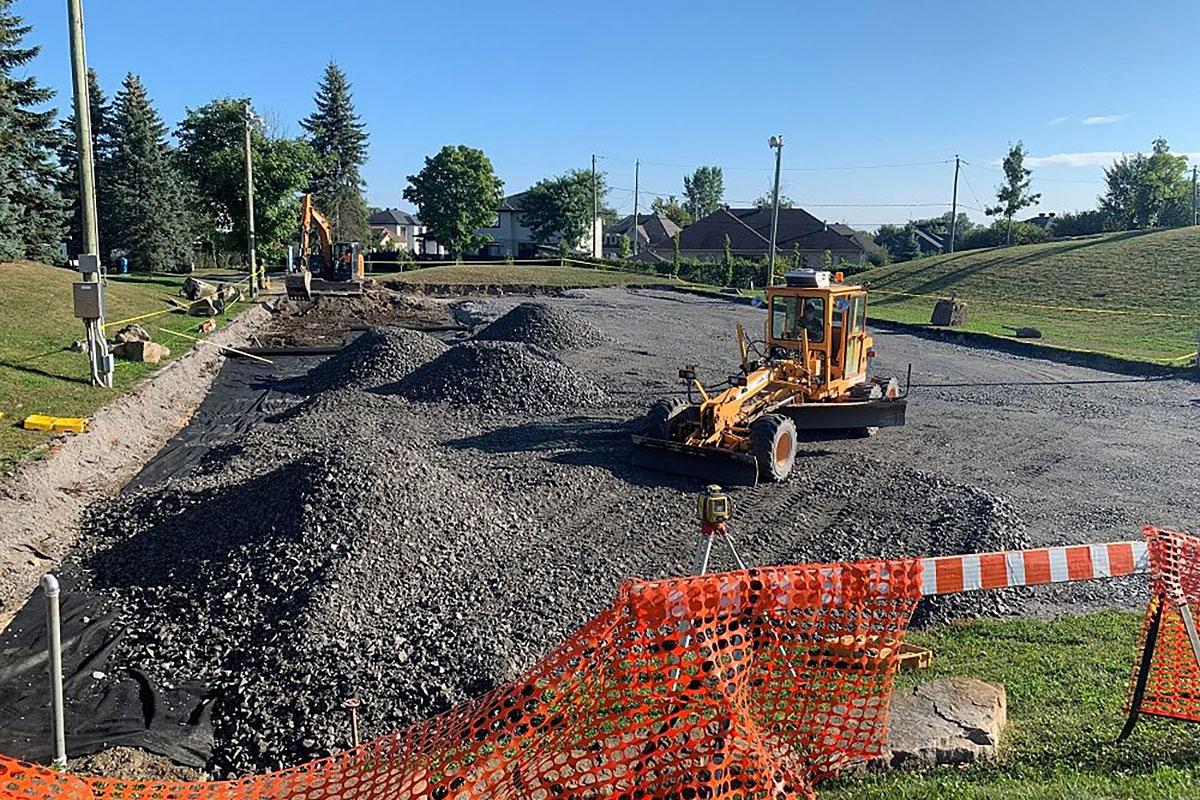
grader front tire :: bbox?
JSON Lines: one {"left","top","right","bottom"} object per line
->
{"left": 750, "top": 414, "right": 798, "bottom": 482}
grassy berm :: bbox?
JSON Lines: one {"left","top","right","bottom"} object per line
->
{"left": 827, "top": 612, "right": 1200, "bottom": 800}
{"left": 856, "top": 227, "right": 1200, "bottom": 363}
{"left": 0, "top": 261, "right": 241, "bottom": 468}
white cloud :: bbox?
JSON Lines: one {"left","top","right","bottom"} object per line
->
{"left": 1024, "top": 152, "right": 1125, "bottom": 167}
{"left": 1081, "top": 114, "right": 1129, "bottom": 126}
{"left": 1048, "top": 116, "right": 1069, "bottom": 126}
{"left": 1014, "top": 151, "right": 1200, "bottom": 168}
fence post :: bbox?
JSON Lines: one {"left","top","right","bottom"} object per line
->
{"left": 41, "top": 574, "right": 67, "bottom": 769}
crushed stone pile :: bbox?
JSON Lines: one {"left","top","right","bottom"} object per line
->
{"left": 475, "top": 302, "right": 610, "bottom": 350}
{"left": 389, "top": 340, "right": 609, "bottom": 412}
{"left": 300, "top": 327, "right": 446, "bottom": 392}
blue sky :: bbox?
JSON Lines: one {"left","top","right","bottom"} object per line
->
{"left": 16, "top": 0, "right": 1200, "bottom": 228}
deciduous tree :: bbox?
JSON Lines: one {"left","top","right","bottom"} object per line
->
{"left": 404, "top": 145, "right": 503, "bottom": 257}
{"left": 1100, "top": 138, "right": 1191, "bottom": 230}
{"left": 651, "top": 194, "right": 693, "bottom": 227}
{"left": 521, "top": 169, "right": 608, "bottom": 250}
{"left": 683, "top": 166, "right": 723, "bottom": 219}
{"left": 0, "top": 0, "right": 67, "bottom": 262}
{"left": 986, "top": 141, "right": 1041, "bottom": 244}
{"left": 176, "top": 98, "right": 317, "bottom": 263}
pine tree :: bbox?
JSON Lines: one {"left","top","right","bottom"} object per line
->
{"left": 108, "top": 74, "right": 193, "bottom": 272}
{"left": 300, "top": 62, "right": 370, "bottom": 243}
{"left": 0, "top": 0, "right": 67, "bottom": 262}
{"left": 58, "top": 68, "right": 115, "bottom": 260}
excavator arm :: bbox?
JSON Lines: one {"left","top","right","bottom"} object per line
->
{"left": 298, "top": 193, "right": 334, "bottom": 270}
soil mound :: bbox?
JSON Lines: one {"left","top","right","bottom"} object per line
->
{"left": 475, "top": 302, "right": 609, "bottom": 350}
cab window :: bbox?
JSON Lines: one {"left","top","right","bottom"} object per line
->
{"left": 772, "top": 295, "right": 825, "bottom": 343}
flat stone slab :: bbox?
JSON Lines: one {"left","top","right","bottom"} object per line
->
{"left": 872, "top": 677, "right": 1007, "bottom": 769}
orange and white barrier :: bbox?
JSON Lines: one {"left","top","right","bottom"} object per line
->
{"left": 919, "top": 540, "right": 1149, "bottom": 596}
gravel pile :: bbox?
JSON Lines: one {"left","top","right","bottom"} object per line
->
{"left": 300, "top": 327, "right": 446, "bottom": 392}
{"left": 389, "top": 340, "right": 609, "bottom": 412}
{"left": 475, "top": 302, "right": 610, "bottom": 350}
{"left": 42, "top": 290, "right": 1164, "bottom": 778}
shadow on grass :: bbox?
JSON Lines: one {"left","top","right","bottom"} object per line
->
{"left": 0, "top": 358, "right": 90, "bottom": 385}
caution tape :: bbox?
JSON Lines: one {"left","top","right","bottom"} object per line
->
{"left": 920, "top": 540, "right": 1149, "bottom": 595}
{"left": 102, "top": 275, "right": 252, "bottom": 331}
{"left": 871, "top": 287, "right": 1200, "bottom": 320}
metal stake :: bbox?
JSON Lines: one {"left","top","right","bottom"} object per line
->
{"left": 342, "top": 697, "right": 361, "bottom": 747}
{"left": 41, "top": 575, "right": 67, "bottom": 769}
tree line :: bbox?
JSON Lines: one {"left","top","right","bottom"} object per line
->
{"left": 0, "top": 1, "right": 369, "bottom": 271}
{"left": 876, "top": 139, "right": 1196, "bottom": 264}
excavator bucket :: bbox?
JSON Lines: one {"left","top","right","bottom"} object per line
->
{"left": 630, "top": 435, "right": 760, "bottom": 487}
{"left": 285, "top": 269, "right": 312, "bottom": 301}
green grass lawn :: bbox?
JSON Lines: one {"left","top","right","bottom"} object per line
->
{"left": 0, "top": 261, "right": 246, "bottom": 469}
{"left": 824, "top": 613, "right": 1200, "bottom": 799}
{"left": 381, "top": 263, "right": 681, "bottom": 288}
{"left": 855, "top": 228, "right": 1200, "bottom": 363}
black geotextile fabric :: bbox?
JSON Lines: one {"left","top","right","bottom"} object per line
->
{"left": 0, "top": 354, "right": 323, "bottom": 768}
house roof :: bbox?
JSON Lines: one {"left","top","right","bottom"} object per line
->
{"left": 498, "top": 191, "right": 530, "bottom": 212}
{"left": 606, "top": 213, "right": 681, "bottom": 246}
{"left": 828, "top": 223, "right": 883, "bottom": 255}
{"left": 368, "top": 208, "right": 420, "bottom": 226}
{"left": 677, "top": 207, "right": 863, "bottom": 253}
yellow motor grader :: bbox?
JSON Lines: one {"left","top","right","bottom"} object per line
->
{"left": 632, "top": 269, "right": 907, "bottom": 486}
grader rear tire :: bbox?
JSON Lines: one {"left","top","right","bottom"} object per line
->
{"left": 750, "top": 414, "right": 798, "bottom": 482}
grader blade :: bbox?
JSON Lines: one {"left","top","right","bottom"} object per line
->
{"left": 630, "top": 435, "right": 760, "bottom": 487}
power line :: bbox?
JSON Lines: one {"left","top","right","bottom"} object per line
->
{"left": 597, "top": 153, "right": 953, "bottom": 173}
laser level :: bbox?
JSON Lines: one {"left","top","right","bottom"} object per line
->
{"left": 696, "top": 484, "right": 731, "bottom": 525}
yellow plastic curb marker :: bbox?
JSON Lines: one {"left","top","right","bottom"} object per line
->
{"left": 23, "top": 415, "right": 88, "bottom": 434}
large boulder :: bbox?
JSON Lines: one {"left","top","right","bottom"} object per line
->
{"left": 872, "top": 678, "right": 1006, "bottom": 769}
{"left": 113, "top": 324, "right": 152, "bottom": 344}
{"left": 112, "top": 340, "right": 171, "bottom": 364}
{"left": 931, "top": 298, "right": 968, "bottom": 327}
{"left": 188, "top": 297, "right": 224, "bottom": 317}
{"left": 181, "top": 277, "right": 217, "bottom": 301}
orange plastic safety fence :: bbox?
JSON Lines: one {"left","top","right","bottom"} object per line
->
{"left": 1126, "top": 527, "right": 1200, "bottom": 724}
{"left": 0, "top": 558, "right": 922, "bottom": 800}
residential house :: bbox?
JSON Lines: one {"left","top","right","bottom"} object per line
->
{"left": 657, "top": 207, "right": 872, "bottom": 268}
{"left": 367, "top": 208, "right": 439, "bottom": 255}
{"left": 476, "top": 191, "right": 603, "bottom": 258}
{"left": 602, "top": 213, "right": 681, "bottom": 258}
{"left": 1021, "top": 212, "right": 1058, "bottom": 233}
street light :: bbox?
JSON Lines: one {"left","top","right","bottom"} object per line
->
{"left": 767, "top": 135, "right": 784, "bottom": 286}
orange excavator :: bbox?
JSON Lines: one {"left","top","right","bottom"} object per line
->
{"left": 285, "top": 193, "right": 365, "bottom": 301}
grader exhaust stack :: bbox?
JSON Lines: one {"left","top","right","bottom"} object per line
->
{"left": 632, "top": 270, "right": 907, "bottom": 486}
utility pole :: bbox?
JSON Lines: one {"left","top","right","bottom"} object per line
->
{"left": 632, "top": 160, "right": 640, "bottom": 256}
{"left": 949, "top": 155, "right": 961, "bottom": 253}
{"left": 591, "top": 153, "right": 599, "bottom": 258}
{"left": 1193, "top": 165, "right": 1197, "bottom": 227}
{"left": 67, "top": 0, "right": 111, "bottom": 388}
{"left": 68, "top": 0, "right": 98, "bottom": 257}
{"left": 243, "top": 102, "right": 258, "bottom": 297}
{"left": 767, "top": 135, "right": 784, "bottom": 285}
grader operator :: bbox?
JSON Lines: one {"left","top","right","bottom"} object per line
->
{"left": 632, "top": 269, "right": 907, "bottom": 486}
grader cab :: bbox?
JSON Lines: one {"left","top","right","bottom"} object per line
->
{"left": 631, "top": 269, "right": 907, "bottom": 486}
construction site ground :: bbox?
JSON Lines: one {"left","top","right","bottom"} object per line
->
{"left": 1, "top": 283, "right": 1197, "bottom": 783}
